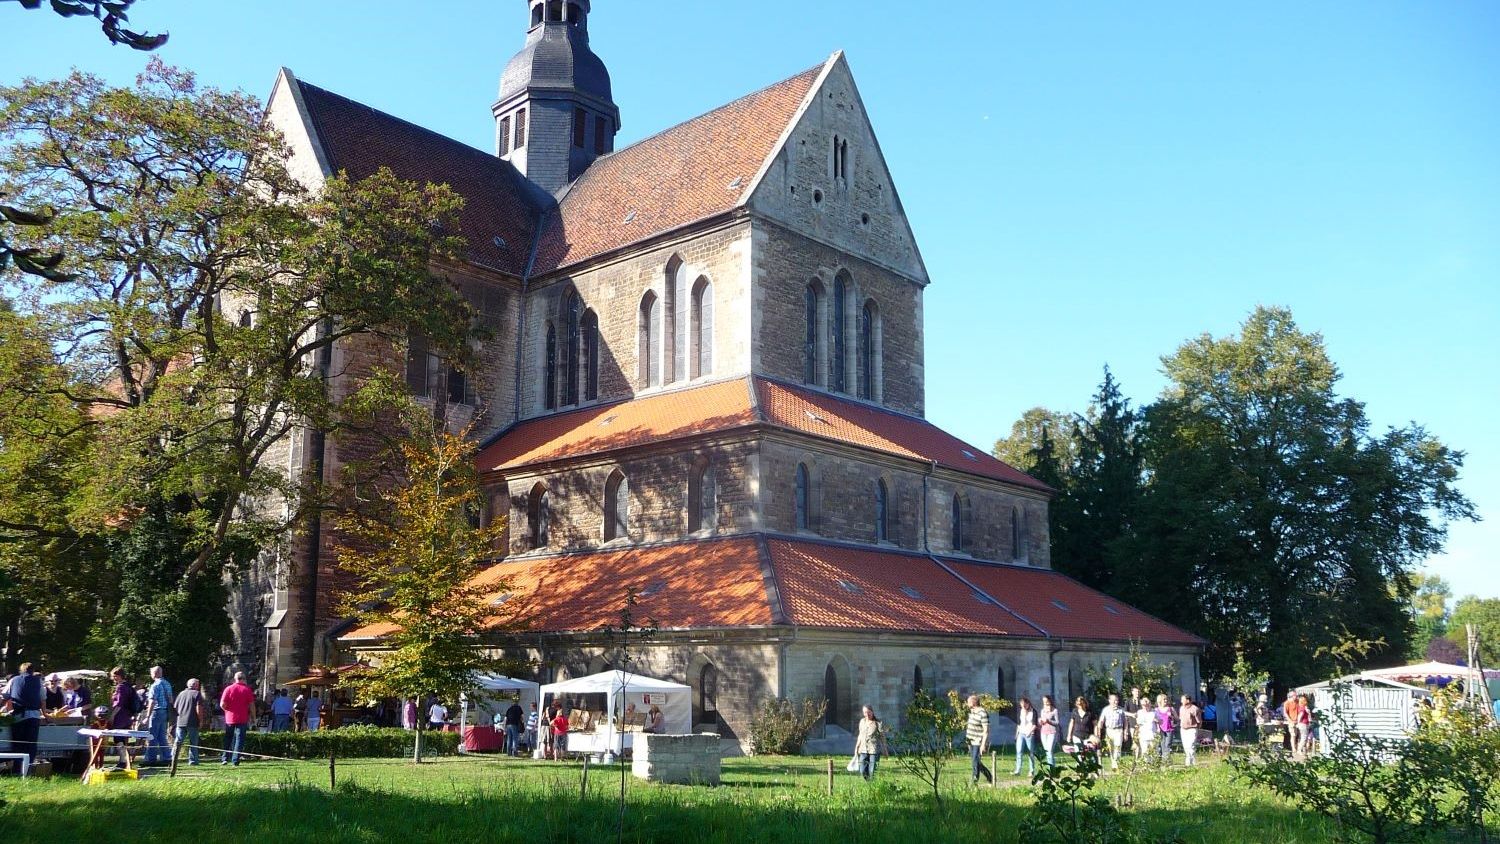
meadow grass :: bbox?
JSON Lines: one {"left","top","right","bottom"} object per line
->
{"left": 0, "top": 751, "right": 1372, "bottom": 843}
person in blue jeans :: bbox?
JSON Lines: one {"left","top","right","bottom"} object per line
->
{"left": 1013, "top": 697, "right": 1038, "bottom": 776}
{"left": 144, "top": 666, "right": 174, "bottom": 765}
{"left": 172, "top": 678, "right": 207, "bottom": 766}
{"left": 854, "top": 705, "right": 887, "bottom": 780}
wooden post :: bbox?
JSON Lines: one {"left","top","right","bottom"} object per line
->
{"left": 991, "top": 750, "right": 997, "bottom": 784}
{"left": 580, "top": 753, "right": 590, "bottom": 800}
{"left": 826, "top": 758, "right": 834, "bottom": 795}
{"left": 168, "top": 739, "right": 179, "bottom": 778}
{"left": 329, "top": 749, "right": 336, "bottom": 791}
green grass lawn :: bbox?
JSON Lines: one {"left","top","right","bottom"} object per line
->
{"left": 0, "top": 751, "right": 1355, "bottom": 843}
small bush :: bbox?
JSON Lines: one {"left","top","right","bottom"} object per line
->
{"left": 197, "top": 726, "right": 460, "bottom": 760}
{"left": 748, "top": 697, "right": 826, "bottom": 755}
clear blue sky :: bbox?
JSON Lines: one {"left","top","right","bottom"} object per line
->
{"left": 4, "top": 1, "right": 1496, "bottom": 601}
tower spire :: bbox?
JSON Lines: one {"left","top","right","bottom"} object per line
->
{"left": 494, "top": 0, "right": 620, "bottom": 194}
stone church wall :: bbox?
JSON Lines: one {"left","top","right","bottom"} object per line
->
{"left": 497, "top": 438, "right": 758, "bottom": 556}
{"left": 752, "top": 221, "right": 924, "bottom": 416}
{"left": 521, "top": 222, "right": 753, "bottom": 419}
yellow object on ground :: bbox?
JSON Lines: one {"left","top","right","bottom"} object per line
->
{"left": 85, "top": 768, "right": 139, "bottom": 786}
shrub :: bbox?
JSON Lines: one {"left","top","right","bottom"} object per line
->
{"left": 1409, "top": 690, "right": 1500, "bottom": 842}
{"left": 198, "top": 726, "right": 460, "bottom": 760}
{"left": 1231, "top": 681, "right": 1444, "bottom": 844}
{"left": 888, "top": 689, "right": 965, "bottom": 804}
{"left": 748, "top": 697, "right": 826, "bottom": 756}
{"left": 1021, "top": 747, "right": 1177, "bottom": 844}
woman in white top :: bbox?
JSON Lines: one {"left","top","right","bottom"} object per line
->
{"left": 1013, "top": 697, "right": 1038, "bottom": 776}
{"left": 306, "top": 692, "right": 322, "bottom": 731}
{"left": 1135, "top": 696, "right": 1158, "bottom": 759}
{"left": 1037, "top": 695, "right": 1060, "bottom": 768}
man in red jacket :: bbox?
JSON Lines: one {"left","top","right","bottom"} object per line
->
{"left": 219, "top": 672, "right": 255, "bottom": 766}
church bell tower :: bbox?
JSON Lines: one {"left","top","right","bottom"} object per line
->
{"left": 494, "top": 0, "right": 620, "bottom": 194}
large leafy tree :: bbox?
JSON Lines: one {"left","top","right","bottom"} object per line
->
{"left": 0, "top": 62, "right": 478, "bottom": 677}
{"left": 1404, "top": 572, "right": 1452, "bottom": 661}
{"left": 993, "top": 406, "right": 1077, "bottom": 474}
{"left": 1450, "top": 596, "right": 1500, "bottom": 668}
{"left": 1132, "top": 307, "right": 1473, "bottom": 684}
{"left": 334, "top": 392, "right": 524, "bottom": 762}
{"left": 1054, "top": 368, "right": 1142, "bottom": 594}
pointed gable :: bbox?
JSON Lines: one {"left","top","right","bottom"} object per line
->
{"left": 745, "top": 53, "right": 929, "bottom": 284}
{"left": 289, "top": 78, "right": 546, "bottom": 277}
{"left": 531, "top": 61, "right": 827, "bottom": 273}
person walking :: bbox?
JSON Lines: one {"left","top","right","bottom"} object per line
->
{"left": 853, "top": 705, "right": 887, "bottom": 781}
{"left": 1099, "top": 693, "right": 1126, "bottom": 770}
{"left": 1135, "top": 696, "right": 1158, "bottom": 760}
{"left": 428, "top": 698, "right": 449, "bottom": 731}
{"left": 1179, "top": 695, "right": 1203, "bottom": 766}
{"left": 1155, "top": 694, "right": 1176, "bottom": 764}
{"left": 219, "top": 672, "right": 255, "bottom": 766}
{"left": 172, "top": 679, "right": 208, "bottom": 766}
{"left": 1, "top": 663, "right": 43, "bottom": 772}
{"left": 1038, "top": 694, "right": 1060, "bottom": 767}
{"left": 1294, "top": 693, "right": 1314, "bottom": 758}
{"left": 1013, "top": 697, "right": 1038, "bottom": 776}
{"left": 144, "top": 666, "right": 173, "bottom": 766}
{"left": 504, "top": 699, "right": 524, "bottom": 756}
{"left": 964, "top": 694, "right": 992, "bottom": 786}
{"left": 1066, "top": 696, "right": 1096, "bottom": 751}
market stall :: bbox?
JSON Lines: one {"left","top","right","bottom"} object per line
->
{"left": 538, "top": 671, "right": 690, "bottom": 760}
{"left": 459, "top": 674, "right": 539, "bottom": 752}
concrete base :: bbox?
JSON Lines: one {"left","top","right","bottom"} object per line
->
{"left": 632, "top": 733, "right": 721, "bottom": 786}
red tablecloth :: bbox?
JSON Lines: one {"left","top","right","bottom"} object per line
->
{"left": 462, "top": 725, "right": 504, "bottom": 752}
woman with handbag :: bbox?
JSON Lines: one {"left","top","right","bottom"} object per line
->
{"left": 853, "top": 705, "right": 887, "bottom": 781}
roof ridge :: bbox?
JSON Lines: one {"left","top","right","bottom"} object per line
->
{"left": 929, "top": 555, "right": 1050, "bottom": 638}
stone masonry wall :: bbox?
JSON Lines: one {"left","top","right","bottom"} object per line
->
{"left": 759, "top": 438, "right": 1050, "bottom": 565}
{"left": 634, "top": 733, "right": 722, "bottom": 785}
{"left": 752, "top": 221, "right": 924, "bottom": 416}
{"left": 520, "top": 223, "right": 753, "bottom": 419}
{"left": 496, "top": 439, "right": 757, "bottom": 556}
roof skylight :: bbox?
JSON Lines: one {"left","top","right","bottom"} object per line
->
{"left": 837, "top": 579, "right": 862, "bottom": 594}
{"left": 1050, "top": 599, "right": 1071, "bottom": 612}
{"left": 900, "top": 586, "right": 924, "bottom": 600}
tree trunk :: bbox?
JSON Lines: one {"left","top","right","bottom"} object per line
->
{"left": 413, "top": 723, "right": 424, "bottom": 764}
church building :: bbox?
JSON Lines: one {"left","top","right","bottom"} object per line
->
{"left": 246, "top": 0, "right": 1203, "bottom": 747}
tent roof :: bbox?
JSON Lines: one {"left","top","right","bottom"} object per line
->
{"left": 474, "top": 674, "right": 539, "bottom": 692}
{"left": 1295, "top": 673, "right": 1431, "bottom": 694}
{"left": 540, "top": 670, "right": 688, "bottom": 696}
{"left": 1361, "top": 661, "right": 1500, "bottom": 680}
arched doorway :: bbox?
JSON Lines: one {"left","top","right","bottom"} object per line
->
{"left": 822, "top": 656, "right": 853, "bottom": 731}
{"left": 694, "top": 661, "right": 720, "bottom": 734}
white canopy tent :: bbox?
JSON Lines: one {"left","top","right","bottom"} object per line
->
{"left": 458, "top": 675, "right": 540, "bottom": 748}
{"left": 539, "top": 670, "right": 691, "bottom": 759}
{"left": 1359, "top": 661, "right": 1500, "bottom": 684}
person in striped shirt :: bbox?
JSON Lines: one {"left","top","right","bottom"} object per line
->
{"left": 965, "top": 694, "right": 993, "bottom": 786}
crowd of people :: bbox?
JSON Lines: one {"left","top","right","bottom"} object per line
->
{"left": 843, "top": 688, "right": 1259, "bottom": 786}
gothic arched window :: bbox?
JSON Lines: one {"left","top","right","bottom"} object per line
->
{"left": 543, "top": 322, "right": 557, "bottom": 410}
{"left": 604, "top": 469, "right": 628, "bottom": 541}
{"left": 637, "top": 291, "right": 660, "bottom": 388}
{"left": 664, "top": 256, "right": 683, "bottom": 384}
{"left": 794, "top": 463, "right": 811, "bottom": 531}
{"left": 528, "top": 483, "right": 550, "bottom": 549}
{"left": 562, "top": 290, "right": 581, "bottom": 406}
{"left": 690, "top": 276, "right": 712, "bottom": 379}
{"left": 803, "top": 280, "right": 824, "bottom": 385}
{"left": 875, "top": 478, "right": 889, "bottom": 542}
{"left": 688, "top": 459, "right": 717, "bottom": 533}
{"left": 913, "top": 665, "right": 924, "bottom": 692}
{"left": 951, "top": 493, "right": 964, "bottom": 553}
{"left": 859, "top": 299, "right": 879, "bottom": 400}
{"left": 581, "top": 309, "right": 599, "bottom": 402}
{"left": 1013, "top": 506, "right": 1028, "bottom": 562}
{"left": 831, "top": 272, "right": 849, "bottom": 392}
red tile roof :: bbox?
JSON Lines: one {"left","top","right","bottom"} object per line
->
{"left": 531, "top": 63, "right": 824, "bottom": 273}
{"left": 294, "top": 79, "right": 543, "bottom": 277}
{"left": 477, "top": 377, "right": 1048, "bottom": 493}
{"left": 756, "top": 379, "right": 1052, "bottom": 491}
{"left": 943, "top": 558, "right": 1206, "bottom": 646}
{"left": 476, "top": 378, "right": 756, "bottom": 473}
{"left": 764, "top": 539, "right": 1042, "bottom": 637}
{"left": 344, "top": 535, "right": 775, "bottom": 640}
{"left": 342, "top": 536, "right": 1198, "bottom": 647}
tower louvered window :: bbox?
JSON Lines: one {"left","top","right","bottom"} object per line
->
{"left": 573, "top": 107, "right": 587, "bottom": 148}
{"left": 499, "top": 116, "right": 512, "bottom": 155}
{"left": 594, "top": 115, "right": 608, "bottom": 155}
{"left": 514, "top": 108, "right": 527, "bottom": 149}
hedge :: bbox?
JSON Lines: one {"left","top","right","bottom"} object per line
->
{"left": 197, "top": 726, "right": 460, "bottom": 759}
